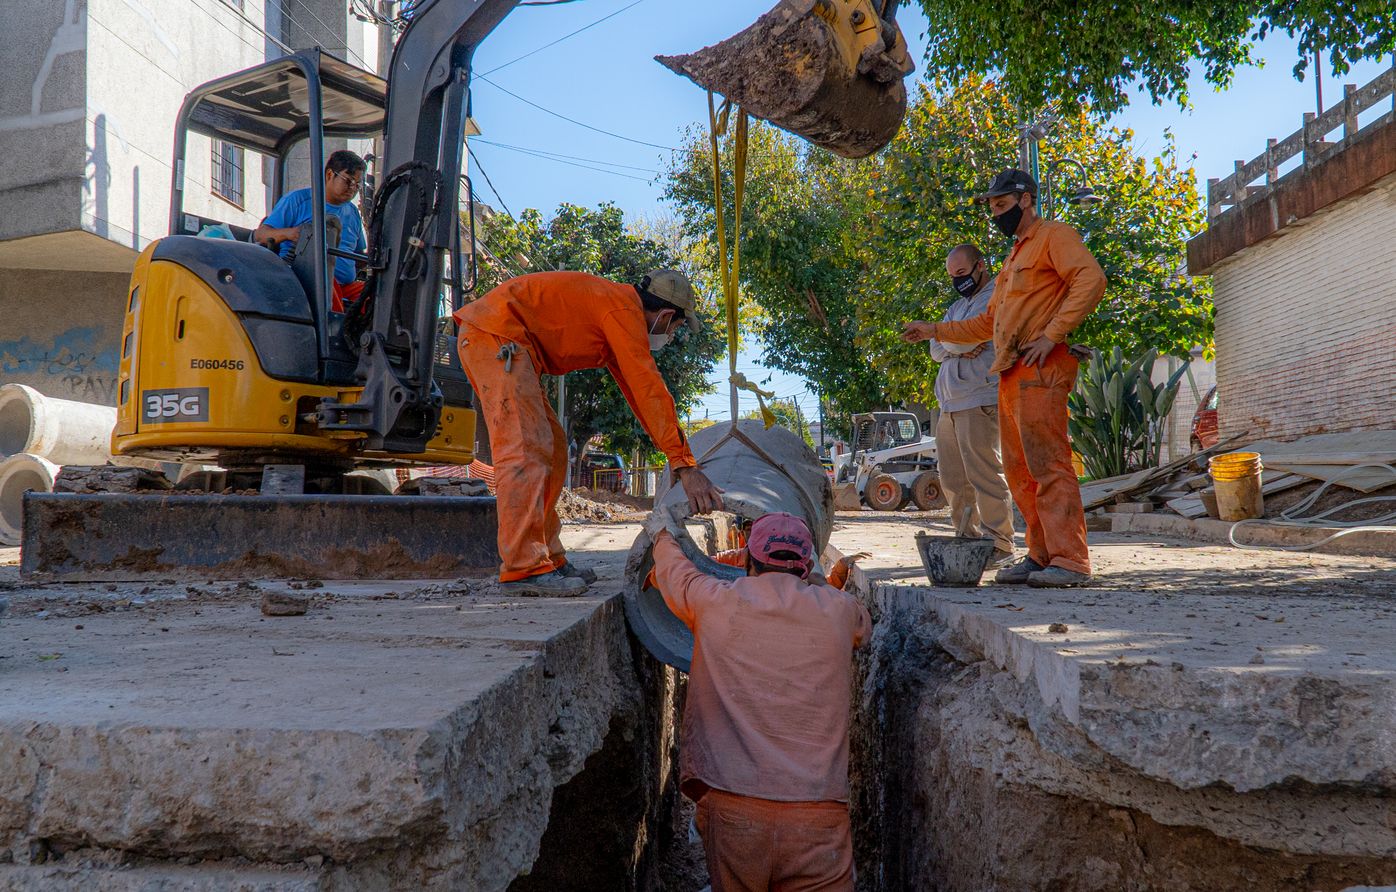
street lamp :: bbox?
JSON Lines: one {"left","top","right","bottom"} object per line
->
{"left": 1042, "top": 157, "right": 1103, "bottom": 220}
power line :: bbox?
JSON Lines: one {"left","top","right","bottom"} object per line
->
{"left": 472, "top": 141, "right": 654, "bottom": 182}
{"left": 473, "top": 138, "right": 660, "bottom": 173}
{"left": 480, "top": 0, "right": 647, "bottom": 76}
{"left": 467, "top": 145, "right": 516, "bottom": 219}
{"left": 474, "top": 75, "right": 682, "bottom": 152}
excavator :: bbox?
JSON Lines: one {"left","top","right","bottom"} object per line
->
{"left": 21, "top": 0, "right": 914, "bottom": 580}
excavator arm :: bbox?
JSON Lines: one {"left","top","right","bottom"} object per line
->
{"left": 318, "top": 0, "right": 519, "bottom": 453}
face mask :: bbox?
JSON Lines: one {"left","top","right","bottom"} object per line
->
{"left": 951, "top": 268, "right": 980, "bottom": 296}
{"left": 993, "top": 202, "right": 1024, "bottom": 238}
{"left": 648, "top": 315, "right": 676, "bottom": 353}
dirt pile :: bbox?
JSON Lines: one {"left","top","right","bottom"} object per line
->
{"left": 556, "top": 489, "right": 621, "bottom": 523}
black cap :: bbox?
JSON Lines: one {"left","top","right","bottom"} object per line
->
{"left": 976, "top": 168, "right": 1038, "bottom": 201}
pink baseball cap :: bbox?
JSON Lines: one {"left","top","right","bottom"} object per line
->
{"left": 748, "top": 512, "right": 814, "bottom": 577}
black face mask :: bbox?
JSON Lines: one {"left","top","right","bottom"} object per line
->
{"left": 993, "top": 202, "right": 1024, "bottom": 238}
{"left": 951, "top": 270, "right": 979, "bottom": 296}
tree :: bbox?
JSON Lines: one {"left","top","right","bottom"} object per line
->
{"left": 664, "top": 75, "right": 1212, "bottom": 411}
{"left": 742, "top": 398, "right": 814, "bottom": 448}
{"left": 472, "top": 202, "right": 723, "bottom": 460}
{"left": 912, "top": 1, "right": 1396, "bottom": 116}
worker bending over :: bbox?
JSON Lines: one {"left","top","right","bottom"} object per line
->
{"left": 903, "top": 169, "right": 1106, "bottom": 587}
{"left": 456, "top": 270, "right": 723, "bottom": 596}
{"left": 650, "top": 513, "right": 871, "bottom": 891}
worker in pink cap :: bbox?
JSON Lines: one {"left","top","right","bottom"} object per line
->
{"left": 648, "top": 512, "right": 872, "bottom": 891}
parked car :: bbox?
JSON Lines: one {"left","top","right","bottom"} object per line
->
{"left": 1190, "top": 386, "right": 1219, "bottom": 451}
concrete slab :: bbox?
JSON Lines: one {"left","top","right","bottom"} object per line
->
{"left": 0, "top": 524, "right": 675, "bottom": 890}
{"left": 847, "top": 513, "right": 1396, "bottom": 889}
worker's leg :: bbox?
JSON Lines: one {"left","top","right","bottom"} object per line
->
{"left": 935, "top": 411, "right": 979, "bottom": 538}
{"left": 696, "top": 790, "right": 775, "bottom": 892}
{"left": 997, "top": 374, "right": 1048, "bottom": 567}
{"left": 331, "top": 280, "right": 364, "bottom": 313}
{"left": 544, "top": 402, "right": 568, "bottom": 569}
{"left": 954, "top": 405, "right": 1016, "bottom": 556}
{"left": 1010, "top": 346, "right": 1090, "bottom": 574}
{"left": 770, "top": 801, "right": 855, "bottom": 892}
{"left": 457, "top": 326, "right": 558, "bottom": 582}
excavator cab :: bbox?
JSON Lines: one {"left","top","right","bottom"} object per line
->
{"left": 660, "top": 0, "right": 914, "bottom": 158}
{"left": 112, "top": 50, "right": 478, "bottom": 472}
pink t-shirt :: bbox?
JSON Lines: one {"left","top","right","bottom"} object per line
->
{"left": 653, "top": 535, "right": 872, "bottom": 803}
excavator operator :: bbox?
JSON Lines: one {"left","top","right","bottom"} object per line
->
{"left": 253, "top": 149, "right": 368, "bottom": 313}
{"left": 456, "top": 269, "right": 725, "bottom": 596}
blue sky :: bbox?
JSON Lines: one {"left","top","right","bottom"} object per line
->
{"left": 465, "top": 1, "right": 1393, "bottom": 422}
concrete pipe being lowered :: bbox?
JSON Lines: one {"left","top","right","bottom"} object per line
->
{"left": 0, "top": 454, "right": 60, "bottom": 546}
{"left": 624, "top": 420, "right": 834, "bottom": 671}
{"left": 0, "top": 384, "right": 116, "bottom": 465}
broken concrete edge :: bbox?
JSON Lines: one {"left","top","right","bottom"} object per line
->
{"left": 1112, "top": 511, "right": 1396, "bottom": 557}
{"left": 0, "top": 595, "right": 676, "bottom": 891}
{"left": 866, "top": 584, "right": 1396, "bottom": 797}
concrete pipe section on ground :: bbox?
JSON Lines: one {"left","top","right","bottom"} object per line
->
{"left": 0, "top": 383, "right": 116, "bottom": 465}
{"left": 624, "top": 419, "right": 834, "bottom": 671}
{"left": 0, "top": 454, "right": 59, "bottom": 546}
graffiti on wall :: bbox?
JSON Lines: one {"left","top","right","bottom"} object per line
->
{"left": 0, "top": 326, "right": 120, "bottom": 402}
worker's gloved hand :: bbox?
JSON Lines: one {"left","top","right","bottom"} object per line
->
{"left": 644, "top": 508, "right": 678, "bottom": 541}
{"left": 676, "top": 466, "right": 724, "bottom": 515}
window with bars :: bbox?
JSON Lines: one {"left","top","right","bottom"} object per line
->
{"left": 211, "top": 140, "right": 245, "bottom": 207}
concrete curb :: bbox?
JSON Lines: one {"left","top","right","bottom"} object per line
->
{"left": 1111, "top": 512, "right": 1396, "bottom": 557}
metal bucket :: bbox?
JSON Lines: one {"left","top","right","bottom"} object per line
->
{"left": 915, "top": 532, "right": 995, "bottom": 587}
{"left": 624, "top": 420, "right": 834, "bottom": 671}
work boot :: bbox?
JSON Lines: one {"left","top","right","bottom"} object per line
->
{"left": 994, "top": 556, "right": 1044, "bottom": 585}
{"left": 556, "top": 561, "right": 598, "bottom": 584}
{"left": 499, "top": 570, "right": 588, "bottom": 597}
{"left": 1027, "top": 566, "right": 1093, "bottom": 588}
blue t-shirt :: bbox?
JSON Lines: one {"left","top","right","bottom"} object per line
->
{"left": 262, "top": 187, "right": 367, "bottom": 285}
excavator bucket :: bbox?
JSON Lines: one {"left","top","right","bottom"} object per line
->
{"left": 658, "top": 0, "right": 914, "bottom": 159}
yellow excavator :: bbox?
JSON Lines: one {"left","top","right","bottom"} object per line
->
{"left": 23, "top": 0, "right": 914, "bottom": 579}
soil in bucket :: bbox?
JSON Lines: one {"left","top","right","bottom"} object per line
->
{"left": 915, "top": 532, "right": 996, "bottom": 586}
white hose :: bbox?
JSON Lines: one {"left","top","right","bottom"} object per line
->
{"left": 1228, "top": 462, "right": 1396, "bottom": 552}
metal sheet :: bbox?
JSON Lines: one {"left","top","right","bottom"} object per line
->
{"left": 21, "top": 493, "right": 499, "bottom": 582}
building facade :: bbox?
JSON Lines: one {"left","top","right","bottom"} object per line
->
{"left": 1188, "top": 65, "right": 1396, "bottom": 442}
{"left": 0, "top": 0, "right": 384, "bottom": 404}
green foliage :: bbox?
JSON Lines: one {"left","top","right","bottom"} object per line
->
{"left": 663, "top": 76, "right": 1212, "bottom": 413}
{"left": 1067, "top": 347, "right": 1189, "bottom": 480}
{"left": 741, "top": 398, "right": 814, "bottom": 448}
{"left": 912, "top": 1, "right": 1396, "bottom": 116}
{"left": 473, "top": 202, "right": 723, "bottom": 457}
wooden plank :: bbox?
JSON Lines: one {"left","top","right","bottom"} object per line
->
{"left": 1165, "top": 495, "right": 1209, "bottom": 519}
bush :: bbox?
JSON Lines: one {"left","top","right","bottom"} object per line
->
{"left": 1068, "top": 347, "right": 1188, "bottom": 480}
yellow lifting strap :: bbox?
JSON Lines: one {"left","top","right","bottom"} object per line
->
{"left": 707, "top": 91, "right": 775, "bottom": 429}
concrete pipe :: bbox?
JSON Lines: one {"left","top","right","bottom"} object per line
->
{"left": 624, "top": 420, "right": 834, "bottom": 671}
{"left": 0, "top": 453, "right": 60, "bottom": 546}
{"left": 0, "top": 384, "right": 116, "bottom": 465}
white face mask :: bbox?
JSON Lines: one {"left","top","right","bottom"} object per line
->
{"left": 648, "top": 315, "right": 676, "bottom": 353}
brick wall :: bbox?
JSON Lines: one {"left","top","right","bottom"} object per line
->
{"left": 1209, "top": 172, "right": 1396, "bottom": 442}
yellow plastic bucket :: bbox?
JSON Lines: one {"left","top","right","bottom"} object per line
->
{"left": 1209, "top": 452, "right": 1263, "bottom": 520}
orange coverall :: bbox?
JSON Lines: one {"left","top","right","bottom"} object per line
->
{"left": 455, "top": 272, "right": 697, "bottom": 582}
{"left": 653, "top": 534, "right": 871, "bottom": 891}
{"left": 932, "top": 218, "right": 1106, "bottom": 575}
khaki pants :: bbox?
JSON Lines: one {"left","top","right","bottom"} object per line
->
{"left": 935, "top": 405, "right": 1015, "bottom": 554}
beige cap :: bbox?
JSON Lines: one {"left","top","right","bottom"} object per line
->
{"left": 641, "top": 269, "right": 702, "bottom": 333}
